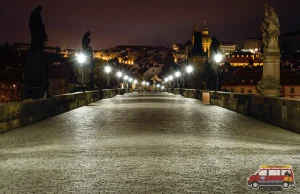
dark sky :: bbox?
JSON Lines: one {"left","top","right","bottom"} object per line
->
{"left": 0, "top": 0, "right": 299, "bottom": 50}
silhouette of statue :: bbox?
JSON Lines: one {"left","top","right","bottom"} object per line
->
{"left": 261, "top": 3, "right": 280, "bottom": 51}
{"left": 25, "top": 5, "right": 48, "bottom": 99}
{"left": 82, "top": 31, "right": 95, "bottom": 88}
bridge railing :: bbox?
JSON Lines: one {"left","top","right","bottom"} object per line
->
{"left": 0, "top": 89, "right": 128, "bottom": 134}
{"left": 167, "top": 88, "right": 300, "bottom": 134}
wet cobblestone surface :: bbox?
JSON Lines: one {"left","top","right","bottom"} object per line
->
{"left": 0, "top": 92, "right": 300, "bottom": 193}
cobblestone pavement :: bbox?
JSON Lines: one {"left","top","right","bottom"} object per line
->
{"left": 1, "top": 92, "right": 300, "bottom": 194}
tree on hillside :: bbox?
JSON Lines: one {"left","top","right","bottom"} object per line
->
{"left": 162, "top": 53, "right": 176, "bottom": 75}
{"left": 210, "top": 37, "right": 221, "bottom": 60}
{"left": 201, "top": 60, "right": 216, "bottom": 90}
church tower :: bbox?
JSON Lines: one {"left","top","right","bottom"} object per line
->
{"left": 191, "top": 24, "right": 203, "bottom": 55}
{"left": 192, "top": 24, "right": 199, "bottom": 46}
{"left": 202, "top": 20, "right": 212, "bottom": 56}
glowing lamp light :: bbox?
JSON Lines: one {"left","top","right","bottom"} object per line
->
{"left": 105, "top": 66, "right": 111, "bottom": 73}
{"left": 117, "top": 71, "right": 123, "bottom": 78}
{"left": 164, "top": 78, "right": 169, "bottom": 82}
{"left": 168, "top": 75, "right": 173, "bottom": 81}
{"left": 175, "top": 71, "right": 181, "bottom": 77}
{"left": 77, "top": 53, "right": 86, "bottom": 64}
{"left": 146, "top": 82, "right": 149, "bottom": 86}
{"left": 124, "top": 75, "right": 128, "bottom": 80}
{"left": 142, "top": 81, "right": 146, "bottom": 85}
{"left": 157, "top": 84, "right": 160, "bottom": 88}
{"left": 128, "top": 78, "right": 133, "bottom": 82}
{"left": 214, "top": 54, "right": 223, "bottom": 63}
{"left": 186, "top": 65, "right": 193, "bottom": 74}
{"left": 134, "top": 80, "right": 137, "bottom": 84}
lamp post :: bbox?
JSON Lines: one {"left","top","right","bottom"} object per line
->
{"left": 214, "top": 54, "right": 223, "bottom": 92}
{"left": 164, "top": 78, "right": 169, "bottom": 88}
{"left": 116, "top": 71, "right": 123, "bottom": 87}
{"left": 175, "top": 71, "right": 181, "bottom": 88}
{"left": 128, "top": 77, "right": 133, "bottom": 89}
{"left": 77, "top": 53, "right": 86, "bottom": 91}
{"left": 185, "top": 65, "right": 193, "bottom": 88}
{"left": 168, "top": 75, "right": 173, "bottom": 88}
{"left": 104, "top": 66, "right": 111, "bottom": 87}
{"left": 123, "top": 75, "right": 129, "bottom": 88}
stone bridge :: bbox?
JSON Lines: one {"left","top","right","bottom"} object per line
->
{"left": 0, "top": 92, "right": 300, "bottom": 193}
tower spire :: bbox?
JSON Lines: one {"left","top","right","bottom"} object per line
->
{"left": 202, "top": 20, "right": 209, "bottom": 35}
{"left": 194, "top": 24, "right": 199, "bottom": 32}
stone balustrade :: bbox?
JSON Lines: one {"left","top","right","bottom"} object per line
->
{"left": 168, "top": 88, "right": 300, "bottom": 134}
{"left": 0, "top": 89, "right": 127, "bottom": 133}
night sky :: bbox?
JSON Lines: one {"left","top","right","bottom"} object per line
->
{"left": 0, "top": 0, "right": 299, "bottom": 50}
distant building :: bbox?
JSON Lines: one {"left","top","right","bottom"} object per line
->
{"left": 220, "top": 41, "right": 237, "bottom": 53}
{"left": 221, "top": 69, "right": 300, "bottom": 98}
{"left": 243, "top": 38, "right": 262, "bottom": 53}
{"left": 13, "top": 42, "right": 56, "bottom": 53}
{"left": 143, "top": 67, "right": 162, "bottom": 80}
{"left": 201, "top": 21, "right": 212, "bottom": 56}
{"left": 221, "top": 52, "right": 263, "bottom": 67}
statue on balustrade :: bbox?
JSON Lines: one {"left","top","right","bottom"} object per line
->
{"left": 25, "top": 5, "right": 48, "bottom": 99}
{"left": 261, "top": 3, "right": 280, "bottom": 52}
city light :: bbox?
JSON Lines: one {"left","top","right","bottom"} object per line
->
{"left": 146, "top": 82, "right": 149, "bottom": 86}
{"left": 157, "top": 84, "right": 160, "bottom": 88}
{"left": 186, "top": 65, "right": 193, "bottom": 74}
{"left": 77, "top": 53, "right": 86, "bottom": 64}
{"left": 164, "top": 78, "right": 169, "bottom": 82}
{"left": 117, "top": 71, "right": 123, "bottom": 78}
{"left": 128, "top": 78, "right": 133, "bottom": 82}
{"left": 214, "top": 54, "right": 223, "bottom": 63}
{"left": 104, "top": 66, "right": 111, "bottom": 73}
{"left": 168, "top": 75, "right": 173, "bottom": 80}
{"left": 142, "top": 81, "right": 146, "bottom": 85}
{"left": 175, "top": 71, "right": 181, "bottom": 77}
{"left": 134, "top": 80, "right": 137, "bottom": 84}
{"left": 161, "top": 86, "right": 165, "bottom": 89}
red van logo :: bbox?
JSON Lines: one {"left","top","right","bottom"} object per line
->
{"left": 247, "top": 165, "right": 295, "bottom": 189}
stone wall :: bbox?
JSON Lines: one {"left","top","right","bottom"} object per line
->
{"left": 168, "top": 88, "right": 300, "bottom": 134}
{"left": 0, "top": 89, "right": 127, "bottom": 133}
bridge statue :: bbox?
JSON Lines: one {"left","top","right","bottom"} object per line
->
{"left": 24, "top": 5, "right": 49, "bottom": 99}
{"left": 261, "top": 3, "right": 280, "bottom": 52}
{"left": 81, "top": 31, "right": 95, "bottom": 88}
{"left": 257, "top": 3, "right": 281, "bottom": 96}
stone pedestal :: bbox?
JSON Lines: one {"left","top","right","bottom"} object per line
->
{"left": 260, "top": 50, "right": 281, "bottom": 96}
{"left": 24, "top": 52, "right": 46, "bottom": 99}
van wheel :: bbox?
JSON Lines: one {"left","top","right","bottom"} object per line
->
{"left": 252, "top": 182, "right": 259, "bottom": 188}
{"left": 282, "top": 182, "right": 289, "bottom": 188}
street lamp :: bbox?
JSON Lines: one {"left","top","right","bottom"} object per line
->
{"left": 104, "top": 66, "right": 111, "bottom": 87}
{"left": 123, "top": 75, "right": 128, "bottom": 88}
{"left": 175, "top": 71, "right": 181, "bottom": 88}
{"left": 116, "top": 71, "right": 123, "bottom": 87}
{"left": 185, "top": 65, "right": 193, "bottom": 88}
{"left": 214, "top": 54, "right": 223, "bottom": 91}
{"left": 77, "top": 53, "right": 86, "bottom": 91}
